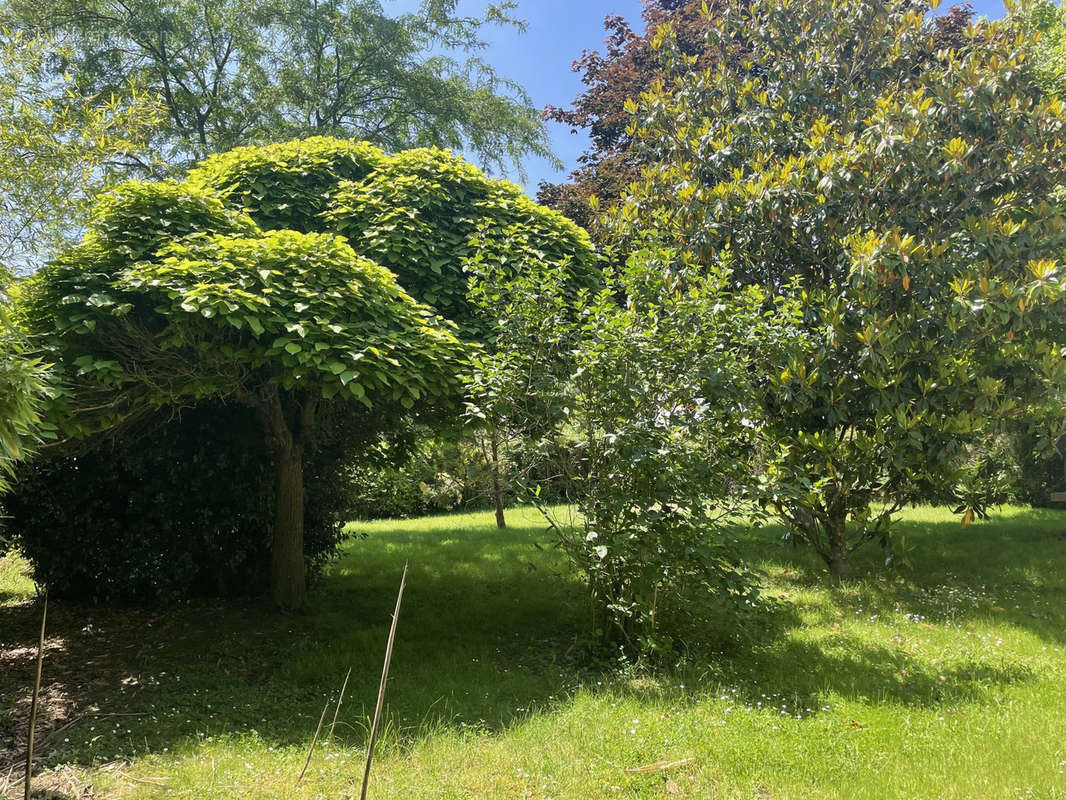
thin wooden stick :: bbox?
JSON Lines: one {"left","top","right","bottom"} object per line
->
{"left": 359, "top": 563, "right": 408, "bottom": 800}
{"left": 24, "top": 591, "right": 47, "bottom": 800}
{"left": 326, "top": 667, "right": 352, "bottom": 747}
{"left": 296, "top": 699, "right": 330, "bottom": 786}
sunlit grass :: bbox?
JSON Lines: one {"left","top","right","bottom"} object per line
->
{"left": 2, "top": 504, "right": 1065, "bottom": 798}
{"left": 0, "top": 548, "right": 35, "bottom": 604}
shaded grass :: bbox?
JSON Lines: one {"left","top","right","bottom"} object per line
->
{"left": 1, "top": 504, "right": 1065, "bottom": 798}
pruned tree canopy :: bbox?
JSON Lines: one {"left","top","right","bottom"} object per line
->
{"left": 16, "top": 136, "right": 595, "bottom": 608}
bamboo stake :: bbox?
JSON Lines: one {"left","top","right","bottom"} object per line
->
{"left": 326, "top": 667, "right": 352, "bottom": 747}
{"left": 296, "top": 699, "right": 330, "bottom": 786}
{"left": 359, "top": 563, "right": 408, "bottom": 800}
{"left": 24, "top": 592, "right": 47, "bottom": 800}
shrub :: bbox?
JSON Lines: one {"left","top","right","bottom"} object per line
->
{"left": 473, "top": 250, "right": 798, "bottom": 658}
{"left": 2, "top": 399, "right": 379, "bottom": 604}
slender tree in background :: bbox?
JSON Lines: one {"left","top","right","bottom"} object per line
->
{"left": 2, "top": 0, "right": 556, "bottom": 175}
{"left": 607, "top": 0, "right": 1066, "bottom": 575}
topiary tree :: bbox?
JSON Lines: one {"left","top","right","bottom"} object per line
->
{"left": 19, "top": 137, "right": 595, "bottom": 606}
{"left": 607, "top": 0, "right": 1066, "bottom": 575}
{"left": 23, "top": 180, "right": 465, "bottom": 609}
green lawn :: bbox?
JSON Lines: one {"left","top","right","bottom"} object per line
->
{"left": 2, "top": 505, "right": 1065, "bottom": 799}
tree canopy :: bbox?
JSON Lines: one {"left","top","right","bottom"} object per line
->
{"left": 0, "top": 29, "right": 160, "bottom": 272}
{"left": 2, "top": 0, "right": 556, "bottom": 175}
{"left": 17, "top": 136, "right": 595, "bottom": 608}
{"left": 540, "top": 0, "right": 976, "bottom": 234}
{"left": 539, "top": 0, "right": 713, "bottom": 230}
{"left": 604, "top": 0, "right": 1066, "bottom": 574}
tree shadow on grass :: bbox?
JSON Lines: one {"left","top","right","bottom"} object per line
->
{"left": 0, "top": 506, "right": 1062, "bottom": 779}
{"left": 731, "top": 506, "right": 1066, "bottom": 646}
{"left": 676, "top": 633, "right": 1037, "bottom": 721}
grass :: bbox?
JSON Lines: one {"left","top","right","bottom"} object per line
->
{"left": 1, "top": 504, "right": 1065, "bottom": 799}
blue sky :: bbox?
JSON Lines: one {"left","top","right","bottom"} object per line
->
{"left": 413, "top": 1, "right": 1009, "bottom": 195}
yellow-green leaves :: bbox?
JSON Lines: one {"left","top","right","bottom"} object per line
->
{"left": 21, "top": 138, "right": 599, "bottom": 439}
{"left": 941, "top": 136, "right": 972, "bottom": 163}
{"left": 133, "top": 229, "right": 465, "bottom": 408}
{"left": 0, "top": 30, "right": 161, "bottom": 270}
{"left": 187, "top": 138, "right": 387, "bottom": 234}
{"left": 603, "top": 0, "right": 1066, "bottom": 564}
{"left": 325, "top": 146, "right": 597, "bottom": 334}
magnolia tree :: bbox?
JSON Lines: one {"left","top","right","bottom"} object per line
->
{"left": 606, "top": 0, "right": 1066, "bottom": 575}
{"left": 19, "top": 137, "right": 594, "bottom": 607}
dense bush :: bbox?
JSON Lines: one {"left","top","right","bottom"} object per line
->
{"left": 2, "top": 403, "right": 358, "bottom": 604}
{"left": 5, "top": 405, "right": 276, "bottom": 604}
{"left": 921, "top": 434, "right": 1023, "bottom": 513}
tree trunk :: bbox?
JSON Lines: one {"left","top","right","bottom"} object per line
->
{"left": 272, "top": 437, "right": 306, "bottom": 610}
{"left": 489, "top": 428, "right": 506, "bottom": 529}
{"left": 254, "top": 389, "right": 317, "bottom": 611}
{"left": 825, "top": 512, "right": 851, "bottom": 579}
